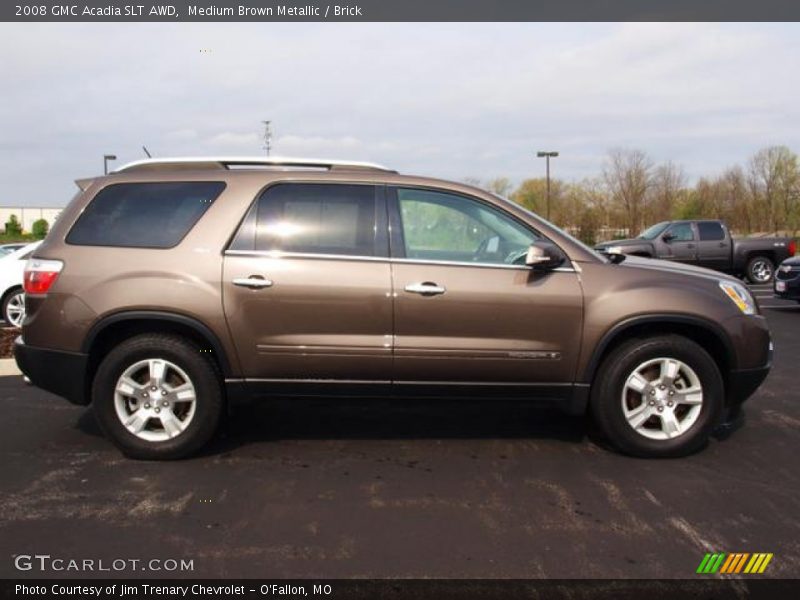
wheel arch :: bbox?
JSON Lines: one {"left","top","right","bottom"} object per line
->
{"left": 582, "top": 315, "right": 737, "bottom": 394}
{"left": 82, "top": 311, "right": 234, "bottom": 391}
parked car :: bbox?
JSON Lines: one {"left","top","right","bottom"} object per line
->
{"left": 774, "top": 256, "right": 800, "bottom": 302}
{"left": 0, "top": 241, "right": 41, "bottom": 327}
{"left": 0, "top": 243, "right": 28, "bottom": 256}
{"left": 595, "top": 220, "right": 795, "bottom": 284}
{"left": 15, "top": 158, "right": 772, "bottom": 459}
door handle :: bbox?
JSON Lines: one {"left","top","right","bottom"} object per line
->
{"left": 687, "top": 243, "right": 695, "bottom": 249}
{"left": 233, "top": 276, "right": 273, "bottom": 289}
{"left": 404, "top": 282, "right": 446, "bottom": 296}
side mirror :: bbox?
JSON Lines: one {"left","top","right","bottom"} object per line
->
{"left": 525, "top": 241, "right": 567, "bottom": 270}
{"left": 662, "top": 232, "right": 675, "bottom": 243}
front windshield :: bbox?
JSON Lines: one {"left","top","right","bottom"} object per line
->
{"left": 638, "top": 222, "right": 669, "bottom": 240}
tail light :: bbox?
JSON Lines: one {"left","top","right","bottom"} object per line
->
{"left": 789, "top": 239, "right": 797, "bottom": 256}
{"left": 24, "top": 259, "right": 64, "bottom": 294}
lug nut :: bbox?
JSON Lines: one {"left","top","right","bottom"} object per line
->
{"left": 650, "top": 390, "right": 656, "bottom": 396}
{"left": 649, "top": 401, "right": 655, "bottom": 406}
{"left": 161, "top": 390, "right": 167, "bottom": 396}
{"left": 668, "top": 401, "right": 674, "bottom": 407}
{"left": 155, "top": 407, "right": 161, "bottom": 413}
{"left": 669, "top": 390, "right": 674, "bottom": 396}
{"left": 143, "top": 392, "right": 149, "bottom": 398}
{"left": 657, "top": 406, "right": 664, "bottom": 412}
{"left": 162, "top": 401, "right": 168, "bottom": 407}
{"left": 144, "top": 403, "right": 150, "bottom": 409}
{"left": 151, "top": 386, "right": 158, "bottom": 391}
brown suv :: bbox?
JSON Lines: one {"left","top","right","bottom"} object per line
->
{"left": 15, "top": 158, "right": 772, "bottom": 459}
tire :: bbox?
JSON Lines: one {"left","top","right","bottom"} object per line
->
{"left": 92, "top": 333, "right": 223, "bottom": 460}
{"left": 746, "top": 256, "right": 774, "bottom": 284}
{"left": 590, "top": 335, "right": 724, "bottom": 458}
{"left": 2, "top": 287, "right": 25, "bottom": 328}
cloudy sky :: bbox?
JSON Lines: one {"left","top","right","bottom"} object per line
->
{"left": 1, "top": 22, "right": 800, "bottom": 206}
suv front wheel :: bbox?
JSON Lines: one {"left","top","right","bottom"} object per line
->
{"left": 590, "top": 335, "right": 724, "bottom": 457}
{"left": 92, "top": 334, "right": 223, "bottom": 460}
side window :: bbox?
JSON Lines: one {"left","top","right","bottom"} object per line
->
{"left": 395, "top": 188, "right": 539, "bottom": 265}
{"left": 697, "top": 221, "right": 725, "bottom": 241}
{"left": 66, "top": 182, "right": 225, "bottom": 248}
{"left": 667, "top": 223, "right": 694, "bottom": 242}
{"left": 230, "top": 184, "right": 378, "bottom": 257}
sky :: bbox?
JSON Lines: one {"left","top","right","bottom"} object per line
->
{"left": 1, "top": 22, "right": 800, "bottom": 206}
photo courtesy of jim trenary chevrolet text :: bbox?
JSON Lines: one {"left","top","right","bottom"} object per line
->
{"left": 1, "top": 1, "right": 799, "bottom": 599}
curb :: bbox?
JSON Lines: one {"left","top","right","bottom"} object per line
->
{"left": 0, "top": 358, "right": 21, "bottom": 377}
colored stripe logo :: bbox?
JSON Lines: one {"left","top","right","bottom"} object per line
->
{"left": 697, "top": 552, "right": 773, "bottom": 574}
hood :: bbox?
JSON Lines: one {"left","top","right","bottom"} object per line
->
{"left": 617, "top": 254, "right": 739, "bottom": 283}
{"left": 781, "top": 255, "right": 800, "bottom": 267}
{"left": 595, "top": 238, "right": 652, "bottom": 250}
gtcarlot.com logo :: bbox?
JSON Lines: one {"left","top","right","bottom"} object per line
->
{"left": 697, "top": 552, "right": 773, "bottom": 574}
{"left": 14, "top": 554, "right": 194, "bottom": 572}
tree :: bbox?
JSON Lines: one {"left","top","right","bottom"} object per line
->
{"left": 32, "top": 218, "right": 49, "bottom": 239}
{"left": 649, "top": 161, "right": 686, "bottom": 222}
{"left": 748, "top": 146, "right": 799, "bottom": 233}
{"left": 4, "top": 214, "right": 22, "bottom": 236}
{"left": 603, "top": 149, "right": 653, "bottom": 235}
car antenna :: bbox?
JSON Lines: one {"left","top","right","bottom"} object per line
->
{"left": 142, "top": 145, "right": 152, "bottom": 158}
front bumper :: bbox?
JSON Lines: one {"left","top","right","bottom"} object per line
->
{"left": 14, "top": 337, "right": 90, "bottom": 405}
{"left": 726, "top": 338, "right": 772, "bottom": 406}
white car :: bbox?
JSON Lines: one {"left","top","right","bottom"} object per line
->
{"left": 0, "top": 241, "right": 41, "bottom": 327}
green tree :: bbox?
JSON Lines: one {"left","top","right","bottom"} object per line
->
{"left": 4, "top": 214, "right": 22, "bottom": 236}
{"left": 32, "top": 218, "right": 49, "bottom": 239}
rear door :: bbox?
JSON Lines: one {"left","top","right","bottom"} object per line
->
{"left": 388, "top": 186, "right": 583, "bottom": 388}
{"left": 222, "top": 183, "right": 393, "bottom": 382}
{"left": 696, "top": 221, "right": 731, "bottom": 270}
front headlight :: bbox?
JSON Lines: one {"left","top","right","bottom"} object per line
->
{"left": 719, "top": 280, "right": 756, "bottom": 315}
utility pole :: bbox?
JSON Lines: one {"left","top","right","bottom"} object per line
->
{"left": 262, "top": 120, "right": 272, "bottom": 156}
{"left": 103, "top": 154, "right": 117, "bottom": 175}
{"left": 536, "top": 151, "right": 559, "bottom": 220}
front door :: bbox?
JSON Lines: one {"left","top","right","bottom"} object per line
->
{"left": 661, "top": 222, "right": 697, "bottom": 264}
{"left": 389, "top": 187, "right": 583, "bottom": 386}
{"left": 223, "top": 183, "right": 393, "bottom": 382}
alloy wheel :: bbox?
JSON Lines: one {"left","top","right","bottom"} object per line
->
{"left": 621, "top": 357, "right": 703, "bottom": 440}
{"left": 113, "top": 358, "right": 197, "bottom": 442}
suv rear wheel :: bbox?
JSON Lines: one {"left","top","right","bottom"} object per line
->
{"left": 590, "top": 335, "right": 724, "bottom": 457}
{"left": 92, "top": 334, "right": 223, "bottom": 460}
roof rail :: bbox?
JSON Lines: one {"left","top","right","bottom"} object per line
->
{"left": 114, "top": 156, "right": 395, "bottom": 174}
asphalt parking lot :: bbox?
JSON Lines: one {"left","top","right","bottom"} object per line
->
{"left": 0, "top": 285, "right": 798, "bottom": 580}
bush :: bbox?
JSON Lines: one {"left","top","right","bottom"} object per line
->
{"left": 32, "top": 218, "right": 49, "bottom": 239}
{"left": 4, "top": 214, "right": 22, "bottom": 236}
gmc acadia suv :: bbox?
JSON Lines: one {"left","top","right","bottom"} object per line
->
{"left": 15, "top": 157, "right": 772, "bottom": 459}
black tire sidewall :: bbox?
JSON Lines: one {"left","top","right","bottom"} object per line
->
{"left": 93, "top": 335, "right": 222, "bottom": 460}
{"left": 591, "top": 336, "right": 724, "bottom": 458}
{"left": 2, "top": 288, "right": 23, "bottom": 326}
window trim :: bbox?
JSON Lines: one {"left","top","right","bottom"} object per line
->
{"left": 387, "top": 185, "right": 554, "bottom": 266}
{"left": 697, "top": 220, "right": 726, "bottom": 242}
{"left": 665, "top": 222, "right": 696, "bottom": 242}
{"left": 65, "top": 181, "right": 227, "bottom": 250}
{"left": 225, "top": 181, "right": 388, "bottom": 259}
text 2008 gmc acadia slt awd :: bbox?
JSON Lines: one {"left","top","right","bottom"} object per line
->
{"left": 15, "top": 157, "right": 772, "bottom": 459}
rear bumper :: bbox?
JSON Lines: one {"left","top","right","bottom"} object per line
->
{"left": 774, "top": 275, "right": 800, "bottom": 300}
{"left": 14, "top": 337, "right": 89, "bottom": 405}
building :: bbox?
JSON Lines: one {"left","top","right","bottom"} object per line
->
{"left": 0, "top": 207, "right": 63, "bottom": 233}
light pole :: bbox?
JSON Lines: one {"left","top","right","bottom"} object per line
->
{"left": 262, "top": 120, "right": 272, "bottom": 156}
{"left": 103, "top": 154, "right": 117, "bottom": 175}
{"left": 536, "top": 151, "right": 559, "bottom": 220}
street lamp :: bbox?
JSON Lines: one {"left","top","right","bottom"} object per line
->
{"left": 536, "top": 151, "right": 559, "bottom": 220}
{"left": 103, "top": 154, "right": 117, "bottom": 175}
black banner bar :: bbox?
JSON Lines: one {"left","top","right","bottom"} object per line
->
{"left": 3, "top": 580, "right": 800, "bottom": 600}
{"left": 4, "top": 0, "right": 800, "bottom": 23}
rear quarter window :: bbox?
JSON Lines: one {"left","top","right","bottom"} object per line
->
{"left": 66, "top": 182, "right": 225, "bottom": 248}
